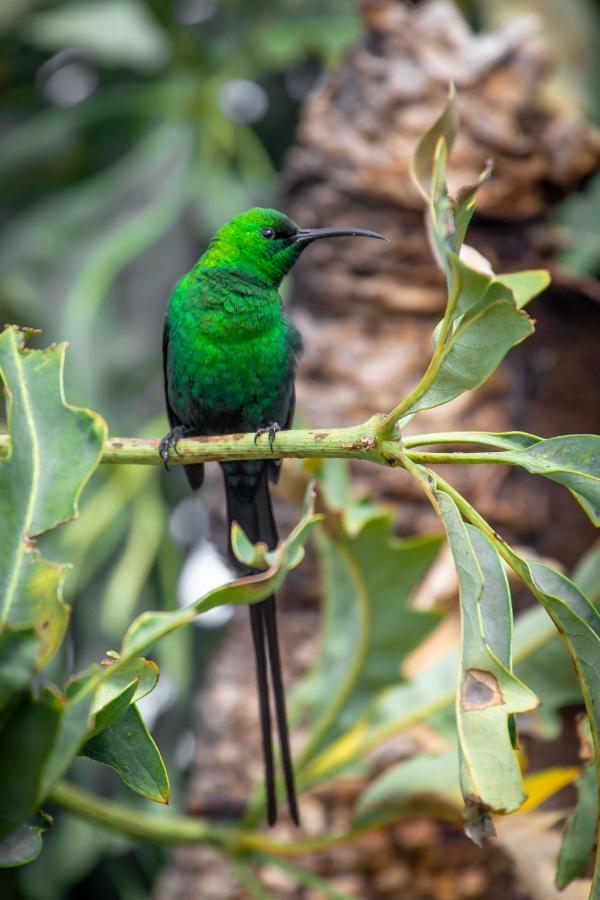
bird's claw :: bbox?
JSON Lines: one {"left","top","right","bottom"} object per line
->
{"left": 158, "top": 426, "right": 191, "bottom": 470}
{"left": 254, "top": 422, "right": 281, "bottom": 453}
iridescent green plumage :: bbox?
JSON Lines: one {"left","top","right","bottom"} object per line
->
{"left": 161, "top": 207, "right": 387, "bottom": 826}
{"left": 165, "top": 210, "right": 303, "bottom": 449}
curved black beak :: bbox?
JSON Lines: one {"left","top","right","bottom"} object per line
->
{"left": 293, "top": 226, "right": 389, "bottom": 244}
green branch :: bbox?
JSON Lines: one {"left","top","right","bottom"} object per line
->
{"left": 0, "top": 426, "right": 537, "bottom": 469}
{"left": 49, "top": 780, "right": 370, "bottom": 857}
{"left": 0, "top": 419, "right": 392, "bottom": 466}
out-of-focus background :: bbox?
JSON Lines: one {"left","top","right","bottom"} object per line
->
{"left": 1, "top": 1, "right": 599, "bottom": 898}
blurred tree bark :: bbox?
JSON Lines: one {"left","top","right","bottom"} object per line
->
{"left": 156, "top": 3, "right": 600, "bottom": 898}
{"left": 285, "top": 0, "right": 600, "bottom": 566}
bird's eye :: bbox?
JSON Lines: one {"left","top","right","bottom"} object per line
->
{"left": 261, "top": 227, "right": 275, "bottom": 240}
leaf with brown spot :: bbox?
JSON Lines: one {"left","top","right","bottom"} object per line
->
{"left": 435, "top": 490, "right": 538, "bottom": 819}
{"left": 461, "top": 669, "right": 503, "bottom": 711}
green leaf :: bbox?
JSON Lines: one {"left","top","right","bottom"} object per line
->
{"left": 81, "top": 704, "right": 169, "bottom": 804}
{"left": 498, "top": 435, "right": 600, "bottom": 526}
{"left": 436, "top": 492, "right": 538, "bottom": 814}
{"left": 514, "top": 615, "right": 581, "bottom": 739}
{"left": 310, "top": 599, "right": 580, "bottom": 789}
{"left": 556, "top": 760, "right": 598, "bottom": 889}
{"left": 0, "top": 690, "right": 63, "bottom": 837}
{"left": 318, "top": 457, "right": 352, "bottom": 511}
{"left": 88, "top": 680, "right": 138, "bottom": 740}
{"left": 88, "top": 656, "right": 160, "bottom": 737}
{"left": 230, "top": 521, "right": 269, "bottom": 570}
{"left": 23, "top": 0, "right": 170, "bottom": 72}
{"left": 397, "top": 91, "right": 548, "bottom": 427}
{"left": 406, "top": 282, "right": 534, "bottom": 416}
{"left": 295, "top": 510, "right": 441, "bottom": 761}
{"left": 0, "top": 627, "right": 40, "bottom": 710}
{"left": 0, "top": 326, "right": 106, "bottom": 671}
{"left": 453, "top": 163, "right": 493, "bottom": 249}
{"left": 452, "top": 258, "right": 549, "bottom": 317}
{"left": 39, "top": 684, "right": 96, "bottom": 798}
{"left": 355, "top": 747, "right": 461, "bottom": 828}
{"left": 494, "top": 270, "right": 550, "bottom": 309}
{"left": 121, "top": 484, "right": 320, "bottom": 659}
{"left": 0, "top": 681, "right": 96, "bottom": 838}
{"left": 573, "top": 542, "right": 600, "bottom": 605}
{"left": 0, "top": 814, "right": 51, "bottom": 868}
{"left": 412, "top": 87, "right": 458, "bottom": 202}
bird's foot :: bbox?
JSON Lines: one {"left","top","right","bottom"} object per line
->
{"left": 159, "top": 426, "right": 194, "bottom": 470}
{"left": 254, "top": 422, "right": 281, "bottom": 453}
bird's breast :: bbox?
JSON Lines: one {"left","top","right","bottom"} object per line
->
{"left": 167, "top": 308, "right": 293, "bottom": 432}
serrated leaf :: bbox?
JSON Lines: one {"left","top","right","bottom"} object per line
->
{"left": 81, "top": 704, "right": 169, "bottom": 804}
{"left": 556, "top": 762, "right": 598, "bottom": 888}
{"left": 436, "top": 492, "right": 538, "bottom": 814}
{"left": 0, "top": 326, "right": 106, "bottom": 670}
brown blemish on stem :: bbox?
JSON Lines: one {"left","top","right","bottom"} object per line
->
{"left": 313, "top": 432, "right": 329, "bottom": 442}
{"left": 360, "top": 435, "right": 377, "bottom": 451}
{"left": 461, "top": 668, "right": 503, "bottom": 710}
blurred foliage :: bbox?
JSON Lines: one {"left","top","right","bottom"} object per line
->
{"left": 0, "top": 2, "right": 360, "bottom": 896}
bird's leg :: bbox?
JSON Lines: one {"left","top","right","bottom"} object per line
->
{"left": 254, "top": 422, "right": 281, "bottom": 453}
{"left": 158, "top": 425, "right": 196, "bottom": 469}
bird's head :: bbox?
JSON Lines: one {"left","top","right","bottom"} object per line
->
{"left": 198, "top": 207, "right": 387, "bottom": 286}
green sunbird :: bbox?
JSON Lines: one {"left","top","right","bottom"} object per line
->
{"left": 160, "top": 207, "right": 387, "bottom": 825}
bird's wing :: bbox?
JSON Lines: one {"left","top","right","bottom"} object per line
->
{"left": 162, "top": 319, "right": 182, "bottom": 430}
{"left": 269, "top": 376, "right": 295, "bottom": 484}
{"left": 163, "top": 317, "right": 205, "bottom": 491}
{"left": 282, "top": 380, "right": 296, "bottom": 433}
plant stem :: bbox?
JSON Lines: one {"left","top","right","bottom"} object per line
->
{"left": 403, "top": 431, "right": 534, "bottom": 450}
{"left": 49, "top": 780, "right": 369, "bottom": 856}
{"left": 0, "top": 428, "right": 532, "bottom": 468}
{"left": 0, "top": 419, "right": 392, "bottom": 466}
{"left": 406, "top": 450, "right": 507, "bottom": 465}
{"left": 376, "top": 256, "right": 460, "bottom": 438}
